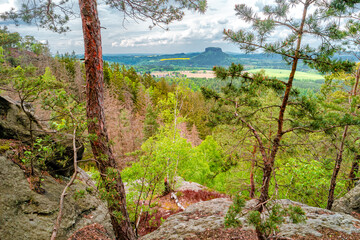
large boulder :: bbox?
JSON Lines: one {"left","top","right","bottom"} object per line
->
{"left": 0, "top": 95, "right": 83, "bottom": 177}
{"left": 142, "top": 198, "right": 360, "bottom": 240}
{"left": 0, "top": 155, "right": 113, "bottom": 240}
{"left": 0, "top": 95, "right": 44, "bottom": 142}
{"left": 141, "top": 198, "right": 233, "bottom": 240}
{"left": 332, "top": 183, "right": 360, "bottom": 214}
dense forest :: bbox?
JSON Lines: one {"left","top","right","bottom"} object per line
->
{"left": 1, "top": 0, "right": 360, "bottom": 240}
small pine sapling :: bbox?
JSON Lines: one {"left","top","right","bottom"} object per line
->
{"left": 224, "top": 193, "right": 245, "bottom": 228}
{"left": 247, "top": 203, "right": 306, "bottom": 240}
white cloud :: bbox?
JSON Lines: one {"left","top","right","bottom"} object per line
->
{"left": 0, "top": 0, "right": 15, "bottom": 11}
{"left": 1, "top": 0, "right": 301, "bottom": 54}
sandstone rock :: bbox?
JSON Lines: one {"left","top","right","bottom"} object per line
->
{"left": 0, "top": 155, "right": 113, "bottom": 240}
{"left": 0, "top": 95, "right": 44, "bottom": 142}
{"left": 332, "top": 184, "right": 360, "bottom": 214}
{"left": 175, "top": 176, "right": 207, "bottom": 192}
{"left": 67, "top": 223, "right": 113, "bottom": 240}
{"left": 0, "top": 95, "right": 84, "bottom": 177}
{"left": 267, "top": 199, "right": 360, "bottom": 238}
{"left": 141, "top": 198, "right": 232, "bottom": 240}
{"left": 141, "top": 198, "right": 360, "bottom": 240}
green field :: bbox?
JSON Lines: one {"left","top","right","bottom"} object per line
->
{"left": 247, "top": 69, "right": 324, "bottom": 81}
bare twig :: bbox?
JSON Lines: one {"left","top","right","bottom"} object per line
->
{"left": 51, "top": 126, "right": 78, "bottom": 240}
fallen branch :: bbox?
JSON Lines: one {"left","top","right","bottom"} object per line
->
{"left": 171, "top": 192, "right": 185, "bottom": 211}
{"left": 51, "top": 126, "right": 78, "bottom": 240}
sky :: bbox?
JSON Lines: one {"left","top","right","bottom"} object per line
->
{"left": 0, "top": 0, "right": 296, "bottom": 55}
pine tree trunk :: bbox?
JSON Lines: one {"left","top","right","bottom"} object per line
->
{"left": 78, "top": 1, "right": 136, "bottom": 239}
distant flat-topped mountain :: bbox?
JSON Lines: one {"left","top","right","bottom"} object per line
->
{"left": 189, "top": 47, "right": 236, "bottom": 67}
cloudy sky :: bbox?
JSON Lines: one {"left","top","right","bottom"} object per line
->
{"left": 0, "top": 0, "right": 292, "bottom": 54}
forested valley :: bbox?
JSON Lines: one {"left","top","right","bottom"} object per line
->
{"left": 1, "top": 0, "right": 360, "bottom": 240}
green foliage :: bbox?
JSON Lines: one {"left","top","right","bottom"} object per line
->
{"left": 0, "top": 27, "right": 21, "bottom": 48}
{"left": 276, "top": 157, "right": 338, "bottom": 208}
{"left": 247, "top": 203, "right": 306, "bottom": 239}
{"left": 0, "top": 46, "right": 4, "bottom": 64}
{"left": 224, "top": 194, "right": 245, "bottom": 228}
{"left": 73, "top": 189, "right": 86, "bottom": 200}
{"left": 143, "top": 104, "right": 159, "bottom": 140}
{"left": 330, "top": 0, "right": 360, "bottom": 12}
{"left": 287, "top": 205, "right": 306, "bottom": 224}
{"left": 21, "top": 136, "right": 55, "bottom": 170}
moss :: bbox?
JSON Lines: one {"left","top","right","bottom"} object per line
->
{"left": 0, "top": 142, "right": 11, "bottom": 154}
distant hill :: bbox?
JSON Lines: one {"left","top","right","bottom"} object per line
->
{"left": 99, "top": 48, "right": 359, "bottom": 73}
{"left": 189, "top": 47, "right": 236, "bottom": 67}
{"left": 89, "top": 47, "right": 360, "bottom": 72}
{"left": 101, "top": 47, "right": 238, "bottom": 70}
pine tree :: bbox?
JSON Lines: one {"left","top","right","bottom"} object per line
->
{"left": 207, "top": 2, "right": 357, "bottom": 237}
{"left": 1, "top": 1, "right": 207, "bottom": 239}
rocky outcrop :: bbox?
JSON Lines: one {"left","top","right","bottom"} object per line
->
{"left": 175, "top": 176, "right": 208, "bottom": 192}
{"left": 0, "top": 95, "right": 44, "bottom": 142}
{"left": 264, "top": 199, "right": 360, "bottom": 238}
{"left": 0, "top": 155, "right": 113, "bottom": 240}
{"left": 0, "top": 95, "right": 83, "bottom": 177}
{"left": 142, "top": 198, "right": 360, "bottom": 240}
{"left": 67, "top": 224, "right": 113, "bottom": 240}
{"left": 205, "top": 47, "right": 223, "bottom": 53}
{"left": 332, "top": 184, "right": 360, "bottom": 214}
{"left": 141, "top": 198, "right": 233, "bottom": 240}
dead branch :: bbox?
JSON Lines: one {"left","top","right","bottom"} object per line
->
{"left": 51, "top": 126, "right": 78, "bottom": 240}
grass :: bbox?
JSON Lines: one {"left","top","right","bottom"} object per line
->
{"left": 247, "top": 69, "right": 324, "bottom": 81}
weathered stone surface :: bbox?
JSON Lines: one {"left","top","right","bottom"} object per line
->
{"left": 141, "top": 198, "right": 232, "bottom": 240}
{"left": 0, "top": 95, "right": 44, "bottom": 142}
{"left": 175, "top": 177, "right": 207, "bottom": 192}
{"left": 67, "top": 223, "right": 113, "bottom": 240}
{"left": 0, "top": 95, "right": 84, "bottom": 177}
{"left": 266, "top": 199, "right": 360, "bottom": 238}
{"left": 333, "top": 184, "right": 360, "bottom": 214}
{"left": 0, "top": 155, "right": 113, "bottom": 240}
{"left": 142, "top": 198, "right": 360, "bottom": 240}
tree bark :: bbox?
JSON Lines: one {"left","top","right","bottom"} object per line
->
{"left": 78, "top": 1, "right": 136, "bottom": 239}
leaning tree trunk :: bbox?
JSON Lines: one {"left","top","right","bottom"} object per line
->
{"left": 78, "top": 1, "right": 136, "bottom": 239}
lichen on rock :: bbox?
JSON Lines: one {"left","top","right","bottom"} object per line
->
{"left": 0, "top": 155, "right": 113, "bottom": 240}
